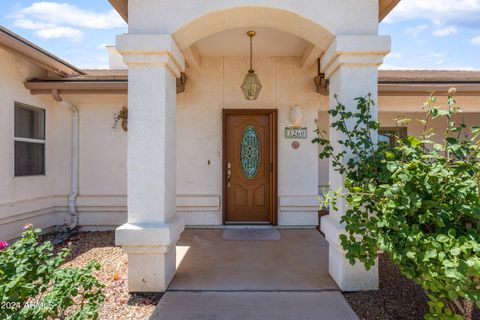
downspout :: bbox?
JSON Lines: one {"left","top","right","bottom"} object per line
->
{"left": 52, "top": 89, "right": 79, "bottom": 230}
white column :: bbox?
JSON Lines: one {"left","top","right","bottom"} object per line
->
{"left": 320, "top": 35, "right": 390, "bottom": 291}
{"left": 115, "top": 34, "right": 185, "bottom": 292}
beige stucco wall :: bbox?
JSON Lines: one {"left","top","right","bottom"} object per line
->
{"left": 317, "top": 97, "right": 480, "bottom": 187}
{"left": 379, "top": 95, "right": 480, "bottom": 113}
{"left": 3, "top": 53, "right": 330, "bottom": 234}
{"left": 56, "top": 56, "right": 329, "bottom": 229}
{"left": 61, "top": 94, "right": 128, "bottom": 230}
{"left": 0, "top": 47, "right": 71, "bottom": 240}
{"left": 177, "top": 56, "right": 326, "bottom": 225}
{"left": 128, "top": 0, "right": 379, "bottom": 50}
{"left": 2, "top": 47, "right": 480, "bottom": 237}
{"left": 0, "top": 47, "right": 130, "bottom": 239}
{"left": 379, "top": 95, "right": 480, "bottom": 144}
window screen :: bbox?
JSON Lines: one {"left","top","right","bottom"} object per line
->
{"left": 14, "top": 103, "right": 46, "bottom": 176}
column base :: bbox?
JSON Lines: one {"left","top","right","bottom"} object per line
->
{"left": 321, "top": 215, "right": 378, "bottom": 291}
{"left": 115, "top": 215, "right": 184, "bottom": 292}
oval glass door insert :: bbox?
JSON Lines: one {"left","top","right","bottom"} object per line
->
{"left": 240, "top": 125, "right": 260, "bottom": 179}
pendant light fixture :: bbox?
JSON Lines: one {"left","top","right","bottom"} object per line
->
{"left": 241, "top": 31, "right": 262, "bottom": 101}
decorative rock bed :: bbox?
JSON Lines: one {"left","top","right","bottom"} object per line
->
{"left": 41, "top": 231, "right": 479, "bottom": 320}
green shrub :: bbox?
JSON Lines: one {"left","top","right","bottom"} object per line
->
{"left": 313, "top": 92, "right": 480, "bottom": 319}
{"left": 0, "top": 226, "right": 105, "bottom": 319}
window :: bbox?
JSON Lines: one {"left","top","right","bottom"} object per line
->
{"left": 14, "top": 103, "right": 46, "bottom": 176}
{"left": 378, "top": 127, "right": 407, "bottom": 148}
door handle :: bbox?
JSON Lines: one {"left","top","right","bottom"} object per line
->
{"left": 227, "top": 162, "right": 232, "bottom": 188}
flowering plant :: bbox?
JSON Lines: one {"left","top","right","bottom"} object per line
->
{"left": 0, "top": 225, "right": 104, "bottom": 319}
{"left": 0, "top": 241, "right": 8, "bottom": 251}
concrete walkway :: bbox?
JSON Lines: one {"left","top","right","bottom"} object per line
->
{"left": 151, "top": 229, "right": 358, "bottom": 320}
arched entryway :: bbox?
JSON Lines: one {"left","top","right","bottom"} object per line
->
{"left": 115, "top": 2, "right": 391, "bottom": 292}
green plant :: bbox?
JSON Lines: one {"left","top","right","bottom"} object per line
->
{"left": 313, "top": 92, "right": 480, "bottom": 319}
{"left": 0, "top": 226, "right": 105, "bottom": 319}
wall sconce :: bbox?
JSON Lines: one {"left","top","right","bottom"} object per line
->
{"left": 314, "top": 58, "right": 329, "bottom": 95}
{"left": 176, "top": 72, "right": 187, "bottom": 94}
{"left": 289, "top": 106, "right": 304, "bottom": 128}
{"left": 113, "top": 106, "right": 128, "bottom": 132}
{"left": 285, "top": 106, "right": 308, "bottom": 139}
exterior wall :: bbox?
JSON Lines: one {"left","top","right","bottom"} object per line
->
{"left": 0, "top": 54, "right": 328, "bottom": 235}
{"left": 33, "top": 56, "right": 327, "bottom": 230}
{"left": 0, "top": 47, "right": 71, "bottom": 240}
{"left": 379, "top": 95, "right": 480, "bottom": 145}
{"left": 177, "top": 56, "right": 326, "bottom": 226}
{"left": 2, "top": 49, "right": 480, "bottom": 236}
{"left": 61, "top": 94, "right": 128, "bottom": 231}
{"left": 107, "top": 46, "right": 128, "bottom": 70}
{"left": 38, "top": 89, "right": 480, "bottom": 231}
{"left": 128, "top": 0, "right": 379, "bottom": 40}
{"left": 317, "top": 97, "right": 480, "bottom": 187}
{"left": 379, "top": 95, "right": 480, "bottom": 113}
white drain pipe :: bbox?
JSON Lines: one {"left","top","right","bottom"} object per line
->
{"left": 52, "top": 90, "right": 79, "bottom": 230}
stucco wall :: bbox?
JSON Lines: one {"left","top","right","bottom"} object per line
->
{"left": 317, "top": 106, "right": 480, "bottom": 187}
{"left": 177, "top": 56, "right": 325, "bottom": 225}
{"left": 0, "top": 47, "right": 71, "bottom": 240}
{"left": 2, "top": 47, "right": 480, "bottom": 236}
{"left": 4, "top": 54, "right": 326, "bottom": 233}
{"left": 61, "top": 56, "right": 327, "bottom": 228}
{"left": 128, "top": 0, "right": 379, "bottom": 40}
{"left": 379, "top": 95, "right": 480, "bottom": 113}
{"left": 60, "top": 94, "right": 128, "bottom": 230}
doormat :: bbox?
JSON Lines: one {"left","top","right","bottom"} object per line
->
{"left": 222, "top": 228, "right": 281, "bottom": 241}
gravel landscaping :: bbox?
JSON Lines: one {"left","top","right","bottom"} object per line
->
{"left": 40, "top": 231, "right": 478, "bottom": 320}
{"left": 44, "top": 230, "right": 161, "bottom": 320}
{"left": 344, "top": 254, "right": 480, "bottom": 320}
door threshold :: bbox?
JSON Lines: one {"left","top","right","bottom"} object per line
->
{"left": 224, "top": 223, "right": 273, "bottom": 229}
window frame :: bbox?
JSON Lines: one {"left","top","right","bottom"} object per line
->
{"left": 13, "top": 102, "right": 46, "bottom": 177}
{"left": 378, "top": 127, "right": 407, "bottom": 148}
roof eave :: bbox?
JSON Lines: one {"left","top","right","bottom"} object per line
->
{"left": 109, "top": 0, "right": 128, "bottom": 23}
{"left": 0, "top": 27, "right": 84, "bottom": 77}
{"left": 24, "top": 80, "right": 128, "bottom": 95}
{"left": 24, "top": 79, "right": 480, "bottom": 96}
{"left": 379, "top": 0, "right": 400, "bottom": 21}
{"left": 379, "top": 82, "right": 480, "bottom": 96}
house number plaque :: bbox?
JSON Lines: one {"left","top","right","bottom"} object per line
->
{"left": 285, "top": 127, "right": 307, "bottom": 139}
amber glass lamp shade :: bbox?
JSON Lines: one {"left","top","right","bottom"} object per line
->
{"left": 241, "top": 31, "right": 262, "bottom": 101}
{"left": 241, "top": 69, "right": 262, "bottom": 100}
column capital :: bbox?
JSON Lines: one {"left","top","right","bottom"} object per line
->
{"left": 320, "top": 35, "right": 391, "bottom": 79}
{"left": 117, "top": 34, "right": 186, "bottom": 77}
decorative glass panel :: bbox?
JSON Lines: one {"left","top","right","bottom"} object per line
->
{"left": 240, "top": 125, "right": 260, "bottom": 179}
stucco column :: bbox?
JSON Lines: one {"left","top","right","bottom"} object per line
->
{"left": 320, "top": 35, "right": 390, "bottom": 291}
{"left": 115, "top": 34, "right": 185, "bottom": 292}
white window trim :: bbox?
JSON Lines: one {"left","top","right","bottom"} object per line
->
{"left": 13, "top": 137, "right": 46, "bottom": 144}
{"left": 13, "top": 103, "right": 47, "bottom": 177}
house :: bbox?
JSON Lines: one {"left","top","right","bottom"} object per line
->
{"left": 1, "top": 0, "right": 480, "bottom": 293}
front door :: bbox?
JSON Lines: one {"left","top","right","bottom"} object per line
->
{"left": 223, "top": 110, "right": 277, "bottom": 224}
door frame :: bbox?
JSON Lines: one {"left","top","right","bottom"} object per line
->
{"left": 222, "top": 109, "right": 278, "bottom": 225}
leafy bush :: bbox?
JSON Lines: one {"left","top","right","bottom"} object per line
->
{"left": 0, "top": 225, "right": 105, "bottom": 319}
{"left": 313, "top": 92, "right": 480, "bottom": 319}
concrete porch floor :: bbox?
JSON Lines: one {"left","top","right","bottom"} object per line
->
{"left": 170, "top": 228, "right": 338, "bottom": 291}
{"left": 150, "top": 229, "right": 358, "bottom": 319}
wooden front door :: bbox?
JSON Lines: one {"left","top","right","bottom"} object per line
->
{"left": 223, "top": 110, "right": 277, "bottom": 224}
